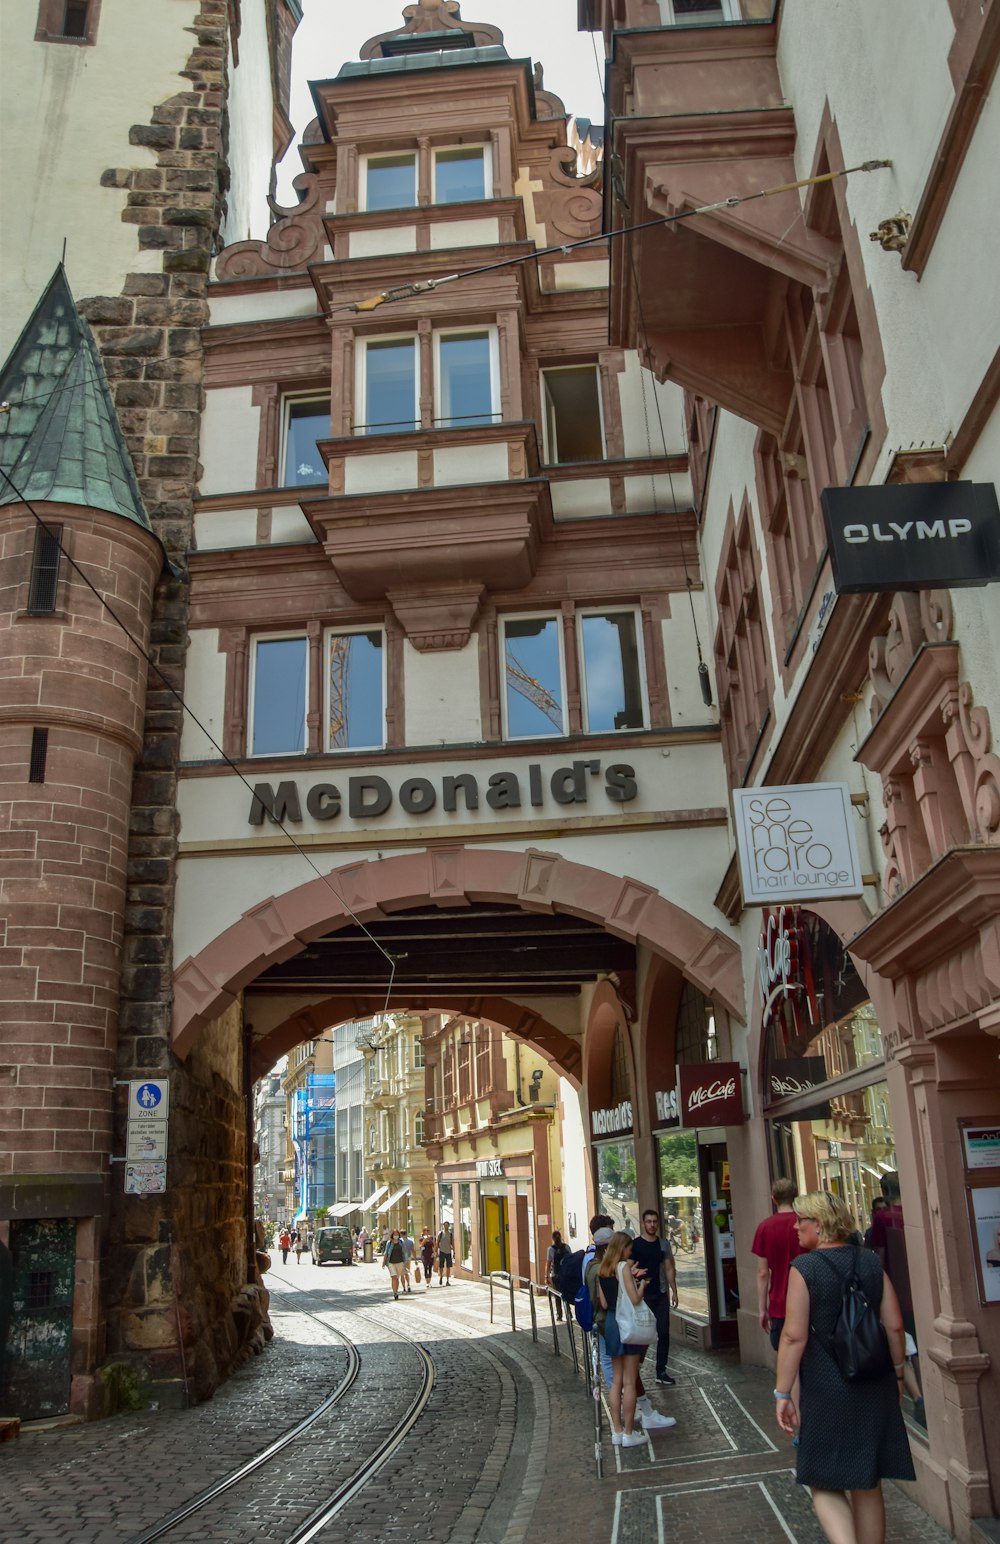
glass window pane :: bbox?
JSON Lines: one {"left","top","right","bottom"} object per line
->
{"left": 364, "top": 339, "right": 417, "bottom": 434}
{"left": 438, "top": 333, "right": 493, "bottom": 427}
{"left": 252, "top": 638, "right": 306, "bottom": 754}
{"left": 503, "top": 617, "right": 564, "bottom": 738}
{"left": 581, "top": 612, "right": 645, "bottom": 731}
{"left": 328, "top": 631, "right": 384, "bottom": 749}
{"left": 541, "top": 367, "right": 603, "bottom": 462}
{"left": 435, "top": 147, "right": 486, "bottom": 204}
{"left": 285, "top": 399, "right": 329, "bottom": 487}
{"left": 366, "top": 154, "right": 416, "bottom": 211}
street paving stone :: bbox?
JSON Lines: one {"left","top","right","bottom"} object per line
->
{"left": 0, "top": 1258, "right": 955, "bottom": 1544}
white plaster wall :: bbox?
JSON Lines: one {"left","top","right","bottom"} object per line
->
{"left": 179, "top": 629, "right": 226, "bottom": 762}
{"left": 624, "top": 473, "right": 693, "bottom": 513}
{"left": 558, "top": 1080, "right": 590, "bottom": 1248}
{"left": 195, "top": 507, "right": 258, "bottom": 550}
{"left": 551, "top": 261, "right": 610, "bottom": 292}
{"left": 619, "top": 354, "right": 686, "bottom": 459}
{"left": 199, "top": 386, "right": 261, "bottom": 495}
{"left": 433, "top": 443, "right": 508, "bottom": 486}
{"left": 0, "top": 0, "right": 201, "bottom": 355}
{"left": 429, "top": 218, "right": 500, "bottom": 250}
{"left": 349, "top": 226, "right": 418, "bottom": 258}
{"left": 270, "top": 507, "right": 317, "bottom": 544}
{"left": 343, "top": 450, "right": 418, "bottom": 494}
{"left": 551, "top": 479, "right": 612, "bottom": 518}
{"left": 221, "top": 0, "right": 273, "bottom": 247}
{"left": 208, "top": 286, "right": 320, "bottom": 326}
{"left": 403, "top": 639, "right": 482, "bottom": 746}
{"left": 662, "top": 591, "right": 720, "bottom": 728}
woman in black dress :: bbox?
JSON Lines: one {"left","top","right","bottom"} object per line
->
{"left": 775, "top": 1191, "right": 914, "bottom": 1544}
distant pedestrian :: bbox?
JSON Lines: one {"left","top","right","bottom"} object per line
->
{"left": 399, "top": 1228, "right": 415, "bottom": 1292}
{"left": 294, "top": 1231, "right": 305, "bottom": 1265}
{"left": 419, "top": 1229, "right": 435, "bottom": 1283}
{"left": 437, "top": 1222, "right": 454, "bottom": 1285}
{"left": 546, "top": 1230, "right": 571, "bottom": 1321}
{"left": 630, "top": 1208, "right": 678, "bottom": 1386}
{"left": 357, "top": 1225, "right": 369, "bottom": 1260}
{"left": 279, "top": 1228, "right": 291, "bottom": 1265}
{"left": 751, "top": 1177, "right": 803, "bottom": 1351}
{"left": 382, "top": 1229, "right": 407, "bottom": 1299}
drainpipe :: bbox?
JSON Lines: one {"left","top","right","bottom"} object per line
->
{"left": 514, "top": 1041, "right": 525, "bottom": 1107}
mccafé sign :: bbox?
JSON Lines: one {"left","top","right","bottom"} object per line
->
{"left": 678, "top": 1062, "right": 745, "bottom": 1128}
{"left": 248, "top": 759, "right": 639, "bottom": 826}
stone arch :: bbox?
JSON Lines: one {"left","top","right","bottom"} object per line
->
{"left": 249, "top": 993, "right": 585, "bottom": 1087}
{"left": 173, "top": 845, "right": 745, "bottom": 1058}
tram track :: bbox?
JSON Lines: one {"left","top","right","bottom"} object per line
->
{"left": 126, "top": 1289, "right": 434, "bottom": 1544}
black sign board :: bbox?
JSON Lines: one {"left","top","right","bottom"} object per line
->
{"left": 821, "top": 481, "right": 1000, "bottom": 593}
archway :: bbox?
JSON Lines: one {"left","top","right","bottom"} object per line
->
{"left": 173, "top": 845, "right": 745, "bottom": 1056}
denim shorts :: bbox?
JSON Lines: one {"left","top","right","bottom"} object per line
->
{"left": 604, "top": 1311, "right": 644, "bottom": 1358}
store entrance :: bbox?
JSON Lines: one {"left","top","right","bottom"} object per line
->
{"left": 481, "top": 1195, "right": 509, "bottom": 1273}
{"left": 656, "top": 1130, "right": 738, "bottom": 1348}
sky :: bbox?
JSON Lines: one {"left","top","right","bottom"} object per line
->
{"left": 278, "top": 0, "right": 605, "bottom": 197}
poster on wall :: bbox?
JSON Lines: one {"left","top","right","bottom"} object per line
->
{"left": 733, "top": 783, "right": 864, "bottom": 905}
{"left": 962, "top": 1125, "right": 1000, "bottom": 1173}
{"left": 969, "top": 1187, "right": 1000, "bottom": 1305}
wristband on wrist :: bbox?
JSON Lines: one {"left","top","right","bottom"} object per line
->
{"left": 893, "top": 1362, "right": 905, "bottom": 1372}
{"left": 773, "top": 1390, "right": 792, "bottom": 1400}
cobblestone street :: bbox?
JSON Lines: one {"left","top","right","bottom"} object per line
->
{"left": 0, "top": 1260, "right": 952, "bottom": 1544}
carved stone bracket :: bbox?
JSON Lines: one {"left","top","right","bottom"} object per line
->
{"left": 386, "top": 583, "right": 484, "bottom": 652}
{"left": 215, "top": 174, "right": 324, "bottom": 279}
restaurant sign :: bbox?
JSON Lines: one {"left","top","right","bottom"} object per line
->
{"left": 821, "top": 481, "right": 1000, "bottom": 593}
{"left": 678, "top": 1062, "right": 745, "bottom": 1128}
{"left": 733, "top": 783, "right": 864, "bottom": 904}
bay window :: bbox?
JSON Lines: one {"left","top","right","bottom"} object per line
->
{"left": 358, "top": 328, "right": 498, "bottom": 434}
{"left": 433, "top": 146, "right": 488, "bottom": 204}
{"left": 365, "top": 153, "right": 417, "bottom": 212}
{"left": 361, "top": 338, "right": 419, "bottom": 435}
{"left": 435, "top": 331, "right": 498, "bottom": 428}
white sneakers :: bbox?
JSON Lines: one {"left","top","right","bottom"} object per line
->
{"left": 621, "top": 1430, "right": 648, "bottom": 1447}
{"left": 639, "top": 1409, "right": 677, "bottom": 1430}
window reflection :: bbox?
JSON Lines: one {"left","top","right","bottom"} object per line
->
{"left": 366, "top": 153, "right": 416, "bottom": 211}
{"left": 435, "top": 147, "right": 486, "bottom": 204}
{"left": 252, "top": 637, "right": 306, "bottom": 755}
{"left": 285, "top": 399, "right": 330, "bottom": 487}
{"left": 502, "top": 616, "right": 565, "bottom": 738}
{"left": 328, "top": 630, "right": 384, "bottom": 751}
{"left": 437, "top": 333, "right": 494, "bottom": 427}
{"left": 580, "top": 611, "right": 645, "bottom": 731}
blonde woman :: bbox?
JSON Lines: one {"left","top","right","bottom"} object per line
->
{"left": 775, "top": 1191, "right": 914, "bottom": 1544}
{"left": 596, "top": 1231, "right": 648, "bottom": 1448}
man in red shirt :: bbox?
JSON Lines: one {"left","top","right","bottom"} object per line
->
{"left": 751, "top": 1177, "right": 802, "bottom": 1350}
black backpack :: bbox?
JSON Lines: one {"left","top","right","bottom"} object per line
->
{"left": 813, "top": 1247, "right": 893, "bottom": 1382}
{"left": 558, "top": 1247, "right": 586, "bottom": 1304}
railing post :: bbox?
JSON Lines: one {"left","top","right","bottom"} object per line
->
{"left": 548, "top": 1287, "right": 560, "bottom": 1353}
{"left": 528, "top": 1281, "right": 538, "bottom": 1343}
{"left": 508, "top": 1272, "right": 516, "bottom": 1333}
{"left": 489, "top": 1273, "right": 495, "bottom": 1325}
{"left": 564, "top": 1305, "right": 579, "bottom": 1374}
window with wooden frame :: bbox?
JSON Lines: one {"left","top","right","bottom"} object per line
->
{"left": 474, "top": 1022, "right": 492, "bottom": 1096}
{"left": 458, "top": 1037, "right": 472, "bottom": 1103}
{"left": 36, "top": 0, "right": 101, "bottom": 44}
{"left": 714, "top": 501, "right": 774, "bottom": 785}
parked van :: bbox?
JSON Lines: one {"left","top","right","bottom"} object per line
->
{"left": 314, "top": 1226, "right": 354, "bottom": 1267}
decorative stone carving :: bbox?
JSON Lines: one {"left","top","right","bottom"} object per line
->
{"left": 361, "top": 0, "right": 503, "bottom": 59}
{"left": 531, "top": 147, "right": 603, "bottom": 243}
{"left": 869, "top": 211, "right": 912, "bottom": 252}
{"left": 868, "top": 589, "right": 953, "bottom": 719}
{"left": 215, "top": 175, "right": 324, "bottom": 279}
{"left": 386, "top": 584, "right": 484, "bottom": 652}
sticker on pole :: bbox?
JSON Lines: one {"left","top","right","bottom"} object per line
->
{"left": 125, "top": 1161, "right": 167, "bottom": 1196}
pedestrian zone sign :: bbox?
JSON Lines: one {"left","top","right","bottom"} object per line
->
{"left": 126, "top": 1079, "right": 170, "bottom": 1168}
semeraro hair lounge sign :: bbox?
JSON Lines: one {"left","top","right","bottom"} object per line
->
{"left": 732, "top": 783, "right": 864, "bottom": 905}
{"left": 821, "top": 481, "right": 1000, "bottom": 593}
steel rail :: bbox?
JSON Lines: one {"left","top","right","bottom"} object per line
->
{"left": 127, "top": 1310, "right": 361, "bottom": 1544}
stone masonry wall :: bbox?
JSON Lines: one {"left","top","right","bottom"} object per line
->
{"left": 73, "top": 0, "right": 268, "bottom": 1402}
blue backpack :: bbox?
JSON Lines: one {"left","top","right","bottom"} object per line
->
{"left": 573, "top": 1277, "right": 594, "bottom": 1332}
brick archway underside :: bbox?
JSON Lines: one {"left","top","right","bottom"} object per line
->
{"left": 173, "top": 846, "right": 745, "bottom": 1067}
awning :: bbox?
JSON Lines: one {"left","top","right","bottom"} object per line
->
{"left": 360, "top": 1184, "right": 389, "bottom": 1209}
{"left": 328, "top": 1201, "right": 358, "bottom": 1218}
{"left": 376, "top": 1186, "right": 410, "bottom": 1214}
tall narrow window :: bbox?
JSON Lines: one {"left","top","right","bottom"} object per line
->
{"left": 361, "top": 338, "right": 418, "bottom": 434}
{"left": 29, "top": 728, "right": 49, "bottom": 784}
{"left": 436, "top": 332, "right": 496, "bottom": 428}
{"left": 541, "top": 366, "right": 604, "bottom": 463}
{"left": 327, "top": 629, "right": 385, "bottom": 751}
{"left": 27, "top": 523, "right": 62, "bottom": 614}
{"left": 434, "top": 147, "right": 487, "bottom": 204}
{"left": 502, "top": 615, "right": 566, "bottom": 739}
{"left": 365, "top": 154, "right": 417, "bottom": 212}
{"left": 250, "top": 636, "right": 307, "bottom": 755}
{"left": 62, "top": 0, "right": 88, "bottom": 35}
{"left": 579, "top": 610, "right": 647, "bottom": 732}
{"left": 283, "top": 398, "right": 330, "bottom": 487}
{"left": 36, "top": 0, "right": 100, "bottom": 43}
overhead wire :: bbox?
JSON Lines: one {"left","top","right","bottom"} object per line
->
{"left": 0, "top": 457, "right": 399, "bottom": 1019}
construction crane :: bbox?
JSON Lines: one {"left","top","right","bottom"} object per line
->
{"left": 329, "top": 634, "right": 350, "bottom": 747}
{"left": 505, "top": 649, "right": 562, "bottom": 729}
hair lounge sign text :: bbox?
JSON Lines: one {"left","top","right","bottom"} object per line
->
{"left": 248, "top": 760, "right": 639, "bottom": 826}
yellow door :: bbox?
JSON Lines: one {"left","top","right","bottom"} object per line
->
{"left": 483, "top": 1197, "right": 510, "bottom": 1272}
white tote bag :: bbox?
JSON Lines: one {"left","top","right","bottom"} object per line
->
{"left": 615, "top": 1262, "right": 658, "bottom": 1346}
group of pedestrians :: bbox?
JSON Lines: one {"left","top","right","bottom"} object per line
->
{"left": 752, "top": 1176, "right": 917, "bottom": 1544}
{"left": 277, "top": 1227, "right": 310, "bottom": 1265}
{"left": 381, "top": 1222, "right": 455, "bottom": 1298}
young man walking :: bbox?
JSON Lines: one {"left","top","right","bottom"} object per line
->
{"left": 436, "top": 1221, "right": 454, "bottom": 1285}
{"left": 751, "top": 1177, "right": 802, "bottom": 1349}
{"left": 630, "top": 1208, "right": 679, "bottom": 1386}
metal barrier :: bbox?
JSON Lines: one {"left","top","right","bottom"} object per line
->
{"left": 486, "top": 1272, "right": 603, "bottom": 1478}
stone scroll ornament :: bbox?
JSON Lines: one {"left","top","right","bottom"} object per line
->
{"left": 869, "top": 589, "right": 1000, "bottom": 898}
{"left": 534, "top": 146, "right": 603, "bottom": 243}
{"left": 215, "top": 173, "right": 324, "bottom": 279}
{"left": 360, "top": 0, "right": 503, "bottom": 57}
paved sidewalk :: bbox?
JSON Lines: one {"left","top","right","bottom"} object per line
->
{"left": 0, "top": 1260, "right": 954, "bottom": 1544}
